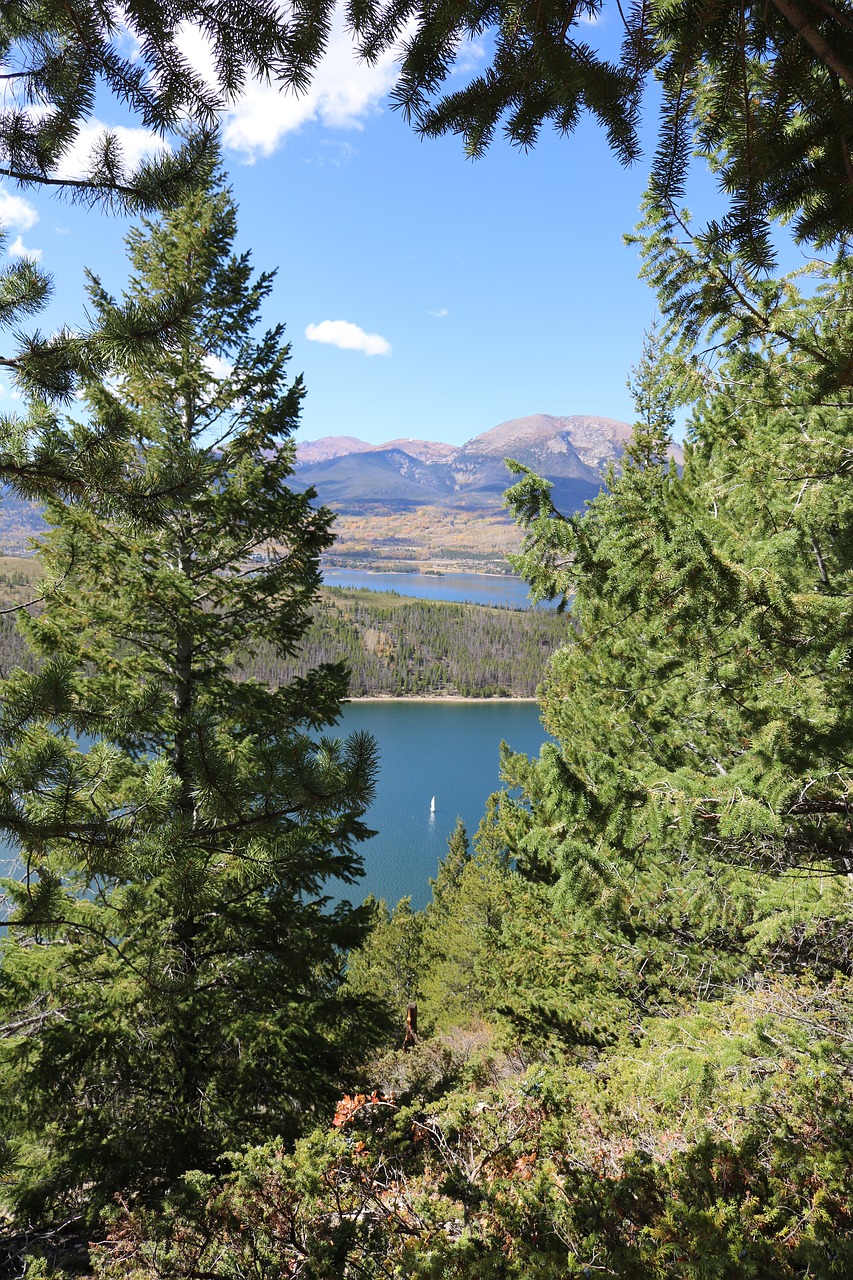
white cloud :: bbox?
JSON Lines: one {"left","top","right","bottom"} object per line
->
{"left": 172, "top": 4, "right": 406, "bottom": 160}
{"left": 112, "top": 13, "right": 144, "bottom": 61}
{"left": 174, "top": 22, "right": 220, "bottom": 92}
{"left": 7, "top": 235, "right": 43, "bottom": 262}
{"left": 305, "top": 319, "right": 391, "bottom": 356}
{"left": 204, "top": 353, "right": 234, "bottom": 380}
{"left": 0, "top": 189, "right": 39, "bottom": 231}
{"left": 428, "top": 307, "right": 449, "bottom": 318}
{"left": 217, "top": 14, "right": 400, "bottom": 160}
{"left": 52, "top": 120, "right": 169, "bottom": 181}
{"left": 0, "top": 379, "right": 22, "bottom": 401}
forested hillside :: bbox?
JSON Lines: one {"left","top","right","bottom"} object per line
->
{"left": 92, "top": 805, "right": 853, "bottom": 1279}
{"left": 246, "top": 588, "right": 565, "bottom": 696}
{"left": 85, "top": 257, "right": 853, "bottom": 1278}
{"left": 0, "top": 561, "right": 564, "bottom": 697}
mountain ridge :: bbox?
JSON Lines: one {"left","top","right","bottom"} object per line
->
{"left": 290, "top": 413, "right": 682, "bottom": 574}
{"left": 296, "top": 413, "right": 638, "bottom": 471}
{"left": 293, "top": 414, "right": 669, "bottom": 513}
{"left": 0, "top": 416, "right": 677, "bottom": 574}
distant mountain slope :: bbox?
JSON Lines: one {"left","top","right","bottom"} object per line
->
{"left": 0, "top": 491, "right": 47, "bottom": 552}
{"left": 465, "top": 414, "right": 635, "bottom": 472}
{"left": 377, "top": 438, "right": 457, "bottom": 464}
{"left": 297, "top": 448, "right": 457, "bottom": 505}
{"left": 0, "top": 415, "right": 661, "bottom": 553}
{"left": 294, "top": 413, "right": 646, "bottom": 514}
{"left": 294, "top": 436, "right": 373, "bottom": 465}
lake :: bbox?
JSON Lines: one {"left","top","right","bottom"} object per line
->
{"left": 0, "top": 702, "right": 549, "bottom": 915}
{"left": 323, "top": 569, "right": 544, "bottom": 609}
{"left": 334, "top": 699, "right": 547, "bottom": 909}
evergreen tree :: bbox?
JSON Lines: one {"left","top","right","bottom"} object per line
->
{"left": 502, "top": 248, "right": 853, "bottom": 901}
{"left": 622, "top": 322, "right": 676, "bottom": 471}
{"left": 0, "top": 4, "right": 326, "bottom": 208}
{"left": 0, "top": 170, "right": 383, "bottom": 1223}
{"left": 9, "top": 2, "right": 853, "bottom": 282}
{"left": 5, "top": 2, "right": 852, "bottom": 458}
{"left": 352, "top": 0, "right": 853, "bottom": 256}
{"left": 429, "top": 817, "right": 471, "bottom": 914}
{"left": 419, "top": 814, "right": 513, "bottom": 1030}
{"left": 0, "top": 0, "right": 336, "bottom": 475}
{"left": 344, "top": 896, "right": 424, "bottom": 1032}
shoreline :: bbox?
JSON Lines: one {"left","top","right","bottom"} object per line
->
{"left": 322, "top": 567, "right": 517, "bottom": 583}
{"left": 345, "top": 695, "right": 539, "bottom": 704}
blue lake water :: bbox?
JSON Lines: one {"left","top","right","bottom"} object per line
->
{"left": 1, "top": 702, "right": 549, "bottom": 915}
{"left": 334, "top": 699, "right": 547, "bottom": 909}
{"left": 323, "top": 569, "right": 544, "bottom": 609}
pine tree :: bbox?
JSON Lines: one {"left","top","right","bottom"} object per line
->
{"left": 502, "top": 248, "right": 853, "bottom": 896}
{"left": 419, "top": 815, "right": 513, "bottom": 1030}
{"left": 0, "top": 0, "right": 336, "bottom": 473}
{"left": 478, "top": 263, "right": 853, "bottom": 1061}
{"left": 622, "top": 322, "right": 675, "bottom": 472}
{"left": 9, "top": 3, "right": 853, "bottom": 274}
{"left": 429, "top": 817, "right": 471, "bottom": 913}
{"left": 5, "top": 2, "right": 852, "bottom": 427}
{"left": 0, "top": 169, "right": 383, "bottom": 1224}
{"left": 354, "top": 0, "right": 853, "bottom": 257}
{"left": 344, "top": 896, "right": 424, "bottom": 1031}
{"left": 0, "top": 4, "right": 328, "bottom": 208}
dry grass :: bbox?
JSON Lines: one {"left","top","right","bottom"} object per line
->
{"left": 0, "top": 556, "right": 41, "bottom": 607}
{"left": 324, "top": 506, "right": 524, "bottom": 574}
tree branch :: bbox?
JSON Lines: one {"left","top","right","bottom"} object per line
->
{"left": 770, "top": 0, "right": 853, "bottom": 90}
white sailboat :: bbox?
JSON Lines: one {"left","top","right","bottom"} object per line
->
{"left": 430, "top": 795, "right": 436, "bottom": 815}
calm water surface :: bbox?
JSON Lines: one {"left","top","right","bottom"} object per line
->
{"left": 335, "top": 699, "right": 547, "bottom": 909}
{"left": 0, "top": 703, "right": 548, "bottom": 914}
{"left": 323, "top": 569, "right": 543, "bottom": 609}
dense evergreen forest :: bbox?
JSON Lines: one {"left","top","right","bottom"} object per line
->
{"left": 0, "top": 561, "right": 564, "bottom": 697}
{"left": 246, "top": 587, "right": 564, "bottom": 696}
{"left": 73, "top": 278, "right": 853, "bottom": 1277}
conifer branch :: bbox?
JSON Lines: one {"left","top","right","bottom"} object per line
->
{"left": 770, "top": 0, "right": 853, "bottom": 90}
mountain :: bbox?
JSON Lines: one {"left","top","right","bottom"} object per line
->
{"left": 465, "top": 414, "right": 635, "bottom": 471}
{"left": 297, "top": 447, "right": 457, "bottom": 505}
{"left": 0, "top": 491, "right": 47, "bottom": 552}
{"left": 294, "top": 436, "right": 373, "bottom": 464}
{"left": 0, "top": 416, "right": 667, "bottom": 559}
{"left": 374, "top": 438, "right": 457, "bottom": 464}
{"left": 294, "top": 414, "right": 652, "bottom": 514}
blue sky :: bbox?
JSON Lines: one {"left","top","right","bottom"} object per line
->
{"left": 1, "top": 13, "right": 698, "bottom": 447}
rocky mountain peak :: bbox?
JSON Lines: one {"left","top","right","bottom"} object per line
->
{"left": 291, "top": 413, "right": 639, "bottom": 514}
{"left": 464, "top": 414, "right": 635, "bottom": 470}
{"left": 295, "top": 436, "right": 373, "bottom": 465}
